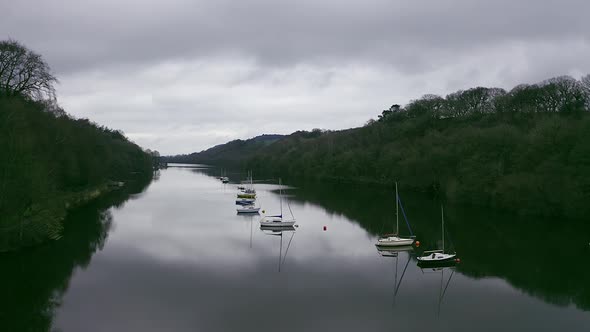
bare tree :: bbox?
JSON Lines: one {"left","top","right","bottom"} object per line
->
{"left": 0, "top": 39, "right": 57, "bottom": 101}
{"left": 581, "top": 74, "right": 590, "bottom": 110}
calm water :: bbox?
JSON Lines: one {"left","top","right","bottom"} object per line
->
{"left": 1, "top": 165, "right": 590, "bottom": 331}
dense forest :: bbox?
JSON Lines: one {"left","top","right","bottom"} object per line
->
{"left": 176, "top": 75, "right": 590, "bottom": 219}
{"left": 165, "top": 134, "right": 283, "bottom": 165}
{"left": 0, "top": 40, "right": 153, "bottom": 251}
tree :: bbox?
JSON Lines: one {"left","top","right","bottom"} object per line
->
{"left": 537, "top": 76, "right": 586, "bottom": 113}
{"left": 0, "top": 39, "right": 57, "bottom": 101}
{"left": 581, "top": 74, "right": 590, "bottom": 110}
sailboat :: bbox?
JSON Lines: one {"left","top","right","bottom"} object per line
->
{"left": 236, "top": 204, "right": 260, "bottom": 214}
{"left": 237, "top": 171, "right": 256, "bottom": 199}
{"left": 260, "top": 178, "right": 295, "bottom": 227}
{"left": 219, "top": 169, "right": 229, "bottom": 183}
{"left": 375, "top": 182, "right": 416, "bottom": 247}
{"left": 417, "top": 205, "right": 457, "bottom": 266}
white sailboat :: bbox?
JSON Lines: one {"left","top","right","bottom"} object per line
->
{"left": 236, "top": 204, "right": 260, "bottom": 214}
{"left": 417, "top": 205, "right": 457, "bottom": 265}
{"left": 260, "top": 178, "right": 295, "bottom": 227}
{"left": 376, "top": 182, "right": 415, "bottom": 247}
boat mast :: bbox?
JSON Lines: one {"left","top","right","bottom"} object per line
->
{"left": 395, "top": 182, "right": 399, "bottom": 235}
{"left": 279, "top": 178, "right": 283, "bottom": 217}
{"left": 441, "top": 204, "right": 445, "bottom": 252}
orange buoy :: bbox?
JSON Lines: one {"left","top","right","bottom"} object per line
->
{"left": 455, "top": 258, "right": 461, "bottom": 263}
{"left": 415, "top": 240, "right": 420, "bottom": 247}
{"left": 323, "top": 226, "right": 327, "bottom": 231}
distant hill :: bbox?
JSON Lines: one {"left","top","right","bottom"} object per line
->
{"left": 167, "top": 75, "right": 590, "bottom": 219}
{"left": 164, "top": 134, "right": 284, "bottom": 165}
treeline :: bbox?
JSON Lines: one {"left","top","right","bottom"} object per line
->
{"left": 165, "top": 134, "right": 284, "bottom": 165}
{"left": 0, "top": 96, "right": 153, "bottom": 250}
{"left": 0, "top": 40, "right": 153, "bottom": 251}
{"left": 198, "top": 75, "right": 590, "bottom": 219}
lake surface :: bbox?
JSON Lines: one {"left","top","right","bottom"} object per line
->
{"left": 2, "top": 165, "right": 589, "bottom": 331}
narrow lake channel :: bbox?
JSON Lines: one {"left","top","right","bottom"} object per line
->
{"left": 2, "top": 164, "right": 589, "bottom": 331}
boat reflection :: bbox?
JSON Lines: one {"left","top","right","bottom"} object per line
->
{"left": 419, "top": 264, "right": 456, "bottom": 317}
{"left": 378, "top": 246, "right": 413, "bottom": 307}
{"left": 376, "top": 245, "right": 413, "bottom": 258}
{"left": 261, "top": 225, "right": 296, "bottom": 272}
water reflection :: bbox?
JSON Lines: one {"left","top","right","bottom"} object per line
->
{"left": 378, "top": 247, "right": 412, "bottom": 309}
{"left": 288, "top": 179, "right": 590, "bottom": 313}
{"left": 0, "top": 177, "right": 153, "bottom": 332}
{"left": 4, "top": 167, "right": 590, "bottom": 331}
{"left": 260, "top": 226, "right": 297, "bottom": 272}
{"left": 418, "top": 265, "right": 456, "bottom": 318}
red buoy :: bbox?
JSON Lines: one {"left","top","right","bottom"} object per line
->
{"left": 415, "top": 240, "right": 420, "bottom": 247}
{"left": 323, "top": 226, "right": 327, "bottom": 231}
{"left": 455, "top": 258, "right": 461, "bottom": 263}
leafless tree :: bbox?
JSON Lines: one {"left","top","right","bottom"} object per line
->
{"left": 0, "top": 39, "right": 57, "bottom": 101}
{"left": 581, "top": 74, "right": 590, "bottom": 110}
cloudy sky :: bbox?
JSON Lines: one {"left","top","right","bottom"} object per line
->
{"left": 2, "top": 0, "right": 589, "bottom": 154}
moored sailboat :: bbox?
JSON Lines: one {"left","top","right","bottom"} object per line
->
{"left": 260, "top": 178, "right": 295, "bottom": 227}
{"left": 417, "top": 205, "right": 457, "bottom": 266}
{"left": 236, "top": 204, "right": 260, "bottom": 214}
{"left": 376, "top": 182, "right": 416, "bottom": 247}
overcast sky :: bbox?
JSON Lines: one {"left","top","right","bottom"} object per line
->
{"left": 2, "top": 0, "right": 589, "bottom": 154}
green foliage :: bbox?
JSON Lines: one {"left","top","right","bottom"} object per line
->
{"left": 207, "top": 75, "right": 590, "bottom": 219}
{"left": 165, "top": 134, "right": 284, "bottom": 165}
{"left": 0, "top": 96, "right": 152, "bottom": 250}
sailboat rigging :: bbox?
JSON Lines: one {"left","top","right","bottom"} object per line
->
{"left": 417, "top": 205, "right": 457, "bottom": 266}
{"left": 376, "top": 182, "right": 416, "bottom": 247}
{"left": 260, "top": 178, "right": 296, "bottom": 227}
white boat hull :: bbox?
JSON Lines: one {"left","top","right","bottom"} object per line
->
{"left": 260, "top": 216, "right": 295, "bottom": 227}
{"left": 417, "top": 252, "right": 456, "bottom": 263}
{"left": 237, "top": 207, "right": 260, "bottom": 214}
{"left": 375, "top": 236, "right": 414, "bottom": 247}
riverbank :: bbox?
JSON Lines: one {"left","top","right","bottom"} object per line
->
{"left": 0, "top": 96, "right": 154, "bottom": 252}
{"left": 0, "top": 181, "right": 129, "bottom": 252}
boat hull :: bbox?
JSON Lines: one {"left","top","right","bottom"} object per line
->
{"left": 375, "top": 236, "right": 414, "bottom": 247}
{"left": 260, "top": 218, "right": 295, "bottom": 227}
{"left": 417, "top": 252, "right": 457, "bottom": 267}
{"left": 237, "top": 208, "right": 260, "bottom": 214}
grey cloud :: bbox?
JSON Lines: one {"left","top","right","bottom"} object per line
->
{"left": 2, "top": 0, "right": 589, "bottom": 74}
{"left": 2, "top": 0, "right": 589, "bottom": 154}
